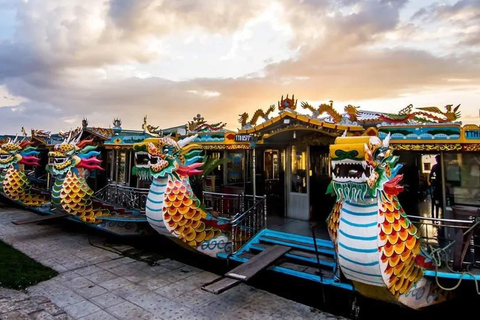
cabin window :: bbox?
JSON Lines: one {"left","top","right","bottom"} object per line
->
{"left": 227, "top": 151, "right": 244, "bottom": 184}
{"left": 291, "top": 145, "right": 307, "bottom": 193}
{"left": 444, "top": 153, "right": 480, "bottom": 207}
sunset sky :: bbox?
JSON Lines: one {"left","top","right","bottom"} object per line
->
{"left": 1, "top": 0, "right": 479, "bottom": 134}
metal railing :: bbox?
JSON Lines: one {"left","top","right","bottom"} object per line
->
{"left": 202, "top": 191, "right": 267, "bottom": 253}
{"left": 202, "top": 191, "right": 243, "bottom": 219}
{"left": 231, "top": 196, "right": 267, "bottom": 253}
{"left": 407, "top": 212, "right": 480, "bottom": 272}
{"left": 94, "top": 183, "right": 149, "bottom": 213}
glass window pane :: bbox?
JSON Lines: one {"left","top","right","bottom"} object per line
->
{"left": 291, "top": 145, "right": 307, "bottom": 193}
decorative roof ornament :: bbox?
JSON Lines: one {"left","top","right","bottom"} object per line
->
{"left": 113, "top": 118, "right": 122, "bottom": 128}
{"left": 113, "top": 118, "right": 122, "bottom": 134}
{"left": 238, "top": 105, "right": 275, "bottom": 129}
{"left": 142, "top": 115, "right": 162, "bottom": 136}
{"left": 416, "top": 104, "right": 461, "bottom": 123}
{"left": 82, "top": 118, "right": 88, "bottom": 128}
{"left": 31, "top": 129, "right": 51, "bottom": 141}
{"left": 59, "top": 127, "right": 83, "bottom": 141}
{"left": 301, "top": 100, "right": 344, "bottom": 123}
{"left": 278, "top": 94, "right": 297, "bottom": 112}
{"left": 187, "top": 114, "right": 227, "bottom": 133}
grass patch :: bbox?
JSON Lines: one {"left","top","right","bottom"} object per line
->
{"left": 0, "top": 240, "right": 58, "bottom": 289}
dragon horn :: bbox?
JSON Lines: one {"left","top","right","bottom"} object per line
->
{"left": 383, "top": 133, "right": 391, "bottom": 148}
{"left": 178, "top": 134, "right": 198, "bottom": 148}
{"left": 74, "top": 129, "right": 83, "bottom": 144}
{"left": 13, "top": 134, "right": 18, "bottom": 144}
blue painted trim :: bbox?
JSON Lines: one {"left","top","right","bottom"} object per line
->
{"left": 149, "top": 189, "right": 164, "bottom": 195}
{"left": 338, "top": 242, "right": 377, "bottom": 253}
{"left": 339, "top": 253, "right": 379, "bottom": 266}
{"left": 341, "top": 265, "right": 382, "bottom": 278}
{"left": 152, "top": 182, "right": 167, "bottom": 188}
{"left": 98, "top": 216, "right": 148, "bottom": 222}
{"left": 249, "top": 244, "right": 335, "bottom": 269}
{"left": 342, "top": 207, "right": 377, "bottom": 216}
{"left": 345, "top": 201, "right": 377, "bottom": 208}
{"left": 228, "top": 254, "right": 353, "bottom": 291}
{"left": 340, "top": 217, "right": 377, "bottom": 228}
{"left": 339, "top": 229, "right": 377, "bottom": 241}
{"left": 146, "top": 205, "right": 162, "bottom": 212}
{"left": 147, "top": 198, "right": 163, "bottom": 204}
{"left": 342, "top": 270, "right": 385, "bottom": 286}
{"left": 261, "top": 237, "right": 335, "bottom": 256}
{"left": 424, "top": 270, "right": 480, "bottom": 281}
{"left": 147, "top": 216, "right": 164, "bottom": 223}
{"left": 263, "top": 229, "right": 335, "bottom": 249}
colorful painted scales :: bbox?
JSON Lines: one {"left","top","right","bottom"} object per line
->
{"left": 48, "top": 132, "right": 111, "bottom": 223}
{"left": 134, "top": 135, "right": 230, "bottom": 258}
{"left": 0, "top": 137, "right": 48, "bottom": 207}
{"left": 327, "top": 134, "right": 449, "bottom": 309}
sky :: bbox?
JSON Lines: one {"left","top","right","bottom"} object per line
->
{"left": 0, "top": 0, "right": 480, "bottom": 134}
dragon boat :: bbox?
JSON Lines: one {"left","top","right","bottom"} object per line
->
{"left": 0, "top": 122, "right": 155, "bottom": 237}
{"left": 111, "top": 96, "right": 478, "bottom": 314}
{"left": 2, "top": 95, "right": 480, "bottom": 315}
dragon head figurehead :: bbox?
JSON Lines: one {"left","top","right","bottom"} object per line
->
{"left": 329, "top": 133, "right": 403, "bottom": 201}
{"left": 134, "top": 134, "right": 203, "bottom": 180}
{"left": 48, "top": 131, "right": 103, "bottom": 176}
{"left": 0, "top": 136, "right": 40, "bottom": 170}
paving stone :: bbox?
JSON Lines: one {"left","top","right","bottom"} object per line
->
{"left": 111, "top": 282, "right": 150, "bottom": 300}
{"left": 0, "top": 310, "right": 30, "bottom": 320}
{"left": 155, "top": 282, "right": 193, "bottom": 299}
{"left": 30, "top": 295, "right": 51, "bottom": 305}
{"left": 39, "top": 302, "right": 66, "bottom": 316}
{"left": 97, "top": 258, "right": 137, "bottom": 270}
{"left": 62, "top": 277, "right": 96, "bottom": 290}
{"left": 83, "top": 270, "right": 118, "bottom": 284}
{"left": 123, "top": 270, "right": 151, "bottom": 283}
{"left": 98, "top": 278, "right": 131, "bottom": 291}
{"left": 136, "top": 278, "right": 170, "bottom": 291}
{"left": 109, "top": 264, "right": 140, "bottom": 277}
{"left": 75, "top": 265, "right": 103, "bottom": 276}
{"left": 90, "top": 292, "right": 127, "bottom": 309}
{"left": 179, "top": 289, "right": 217, "bottom": 308}
{"left": 156, "top": 259, "right": 185, "bottom": 270}
{"left": 53, "top": 313, "right": 74, "bottom": 320}
{"left": 49, "top": 290, "right": 85, "bottom": 308}
{"left": 29, "top": 310, "right": 57, "bottom": 320}
{"left": 77, "top": 310, "right": 118, "bottom": 320}
{"left": 63, "top": 300, "right": 101, "bottom": 318}
{"left": 126, "top": 291, "right": 171, "bottom": 313}
{"left": 73, "top": 285, "right": 108, "bottom": 299}
{"left": 106, "top": 301, "right": 153, "bottom": 320}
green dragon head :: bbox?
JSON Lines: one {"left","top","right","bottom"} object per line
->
{"left": 48, "top": 131, "right": 103, "bottom": 176}
{"left": 0, "top": 136, "right": 40, "bottom": 169}
{"left": 134, "top": 134, "right": 204, "bottom": 180}
{"left": 329, "top": 133, "right": 403, "bottom": 201}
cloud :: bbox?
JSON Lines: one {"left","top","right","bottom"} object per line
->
{"left": 411, "top": 0, "right": 480, "bottom": 46}
{"left": 0, "top": 0, "right": 480, "bottom": 135}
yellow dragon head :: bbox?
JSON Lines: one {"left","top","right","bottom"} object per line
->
{"left": 328, "top": 133, "right": 404, "bottom": 201}
{"left": 134, "top": 134, "right": 203, "bottom": 180}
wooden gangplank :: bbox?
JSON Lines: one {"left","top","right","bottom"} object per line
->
{"left": 12, "top": 212, "right": 70, "bottom": 225}
{"left": 202, "top": 244, "right": 291, "bottom": 294}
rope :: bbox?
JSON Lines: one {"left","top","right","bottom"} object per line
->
{"left": 425, "top": 220, "right": 480, "bottom": 293}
